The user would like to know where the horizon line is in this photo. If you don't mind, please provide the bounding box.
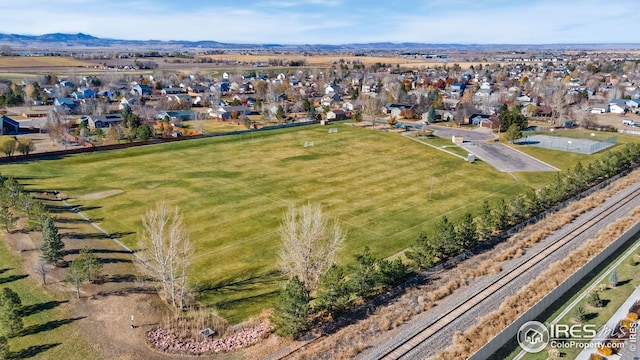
[3,32,640,48]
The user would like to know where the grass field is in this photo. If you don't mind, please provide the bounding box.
[182,119,247,134]
[0,241,97,360]
[0,56,95,69]
[1,124,546,322]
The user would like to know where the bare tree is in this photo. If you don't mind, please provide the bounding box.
[34,260,50,285]
[46,110,70,144]
[0,45,12,56]
[137,201,193,310]
[278,203,345,292]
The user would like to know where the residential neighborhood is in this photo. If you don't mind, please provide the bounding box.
[1,3,640,359]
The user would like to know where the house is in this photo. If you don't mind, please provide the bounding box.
[210,106,252,120]
[96,90,115,101]
[469,113,491,126]
[450,82,466,96]
[436,110,454,122]
[478,115,500,129]
[626,99,640,108]
[71,88,95,100]
[534,106,553,117]
[326,109,347,120]
[130,83,152,97]
[609,102,628,114]
[119,97,139,110]
[86,114,124,129]
[161,87,184,95]
[321,93,341,107]
[53,98,77,113]
[383,103,413,115]
[157,110,197,125]
[169,94,193,104]
[0,115,20,135]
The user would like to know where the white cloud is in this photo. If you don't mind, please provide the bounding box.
[0,0,638,44]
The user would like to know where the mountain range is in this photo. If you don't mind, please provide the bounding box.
[2,32,640,52]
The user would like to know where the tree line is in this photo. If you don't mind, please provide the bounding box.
[0,173,103,357]
[271,142,640,338]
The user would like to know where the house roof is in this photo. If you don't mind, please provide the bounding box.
[55,97,75,106]
[1,115,20,128]
[87,114,123,124]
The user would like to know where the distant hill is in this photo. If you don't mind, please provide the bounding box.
[1,32,640,52]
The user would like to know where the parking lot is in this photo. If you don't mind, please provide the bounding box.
[424,125,558,172]
[461,141,558,172]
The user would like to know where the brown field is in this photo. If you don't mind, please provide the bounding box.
[0,56,96,69]
[198,54,526,69]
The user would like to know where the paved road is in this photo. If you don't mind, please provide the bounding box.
[358,182,640,360]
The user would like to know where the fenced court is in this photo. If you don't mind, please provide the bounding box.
[518,134,617,154]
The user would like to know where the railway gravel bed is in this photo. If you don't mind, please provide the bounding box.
[359,182,640,360]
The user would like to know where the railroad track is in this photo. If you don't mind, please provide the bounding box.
[377,187,640,360]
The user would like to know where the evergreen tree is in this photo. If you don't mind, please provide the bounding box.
[348,246,378,298]
[0,288,22,337]
[434,216,458,258]
[0,195,16,233]
[40,217,65,266]
[0,289,20,309]
[587,291,604,308]
[525,189,543,217]
[426,105,437,123]
[503,123,523,142]
[315,264,350,317]
[492,198,511,231]
[574,305,587,323]
[455,212,478,250]
[609,269,618,287]
[376,259,409,287]
[67,247,103,298]
[272,277,311,338]
[2,178,22,206]
[26,200,48,231]
[509,196,527,224]
[405,233,435,270]
[476,200,494,240]
[276,105,285,122]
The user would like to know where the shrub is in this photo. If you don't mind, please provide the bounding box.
[627,312,639,321]
[587,291,604,308]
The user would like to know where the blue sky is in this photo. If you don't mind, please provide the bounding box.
[2,0,636,44]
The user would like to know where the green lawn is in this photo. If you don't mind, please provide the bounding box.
[0,124,549,323]
[0,242,97,360]
[504,234,640,360]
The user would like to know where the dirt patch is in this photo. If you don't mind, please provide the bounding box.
[0,195,173,360]
[76,189,124,201]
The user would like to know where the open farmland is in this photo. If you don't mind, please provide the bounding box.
[0,56,95,68]
[0,124,533,322]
